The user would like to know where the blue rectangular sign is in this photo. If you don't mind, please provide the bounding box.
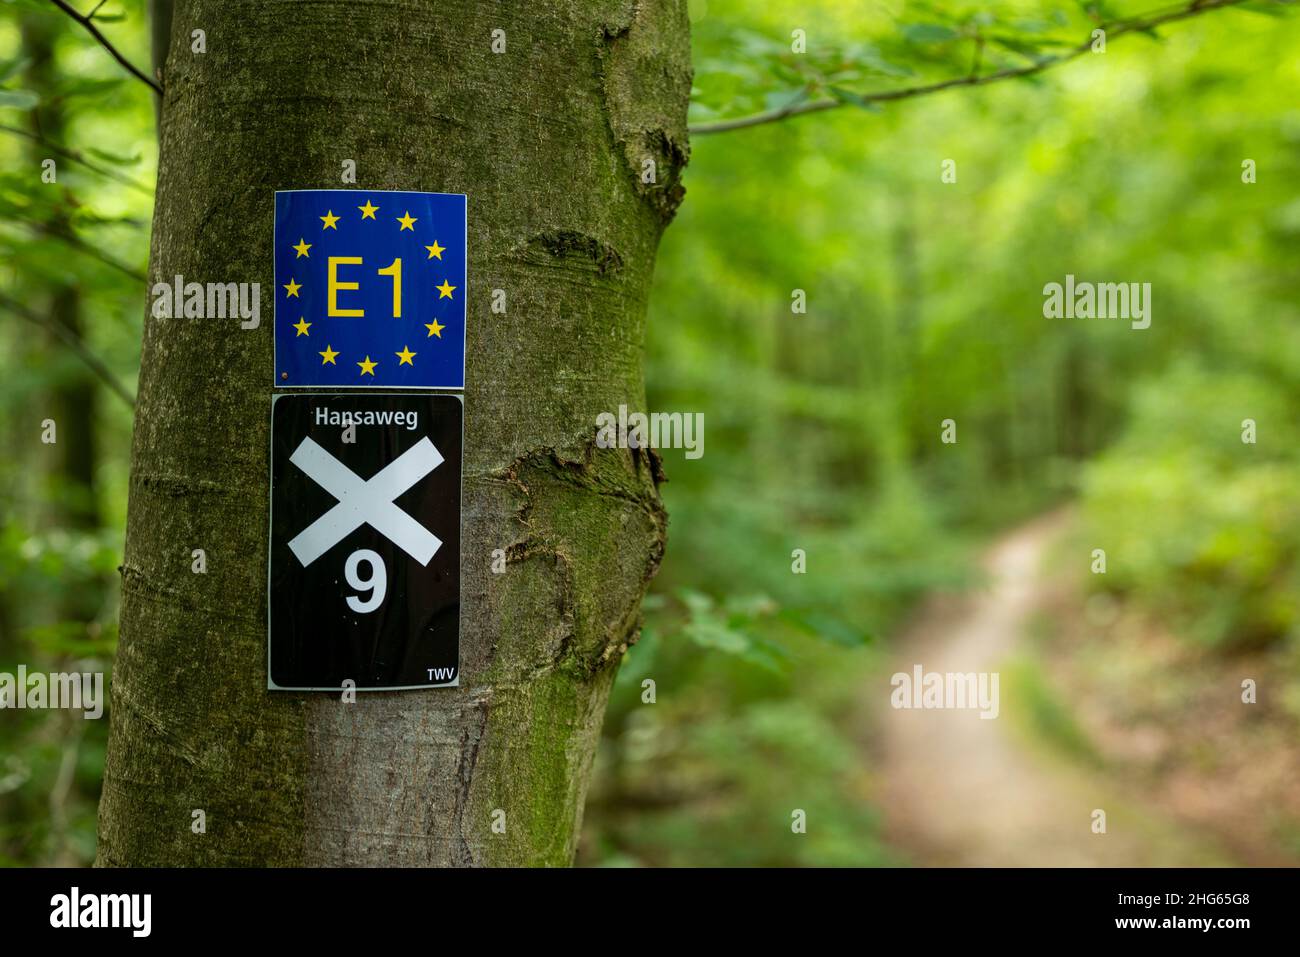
[274,189,466,389]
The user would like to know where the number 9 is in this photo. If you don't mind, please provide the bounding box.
[344,549,387,613]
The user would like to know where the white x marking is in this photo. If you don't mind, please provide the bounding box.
[288,436,443,567]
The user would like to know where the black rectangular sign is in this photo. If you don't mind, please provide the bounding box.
[268,392,461,690]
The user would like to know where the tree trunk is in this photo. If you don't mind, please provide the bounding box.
[97,0,689,867]
[23,13,103,620]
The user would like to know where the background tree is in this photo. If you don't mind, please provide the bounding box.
[0,1,141,866]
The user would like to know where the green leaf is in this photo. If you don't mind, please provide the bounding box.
[762,87,808,113]
[840,42,914,78]
[0,57,31,85]
[86,146,142,166]
[828,87,882,112]
[1073,0,1117,17]
[675,587,715,616]
[900,23,959,43]
[641,592,667,612]
[722,593,777,619]
[1239,1,1290,16]
[990,34,1049,61]
[683,616,750,654]
[779,608,873,648]
[54,75,126,100]
[0,89,39,109]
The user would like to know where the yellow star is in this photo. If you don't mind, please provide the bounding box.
[283,278,302,298]
[424,241,445,260]
[396,210,417,231]
[320,210,340,230]
[424,319,444,338]
[358,199,379,220]
[357,355,377,376]
[396,345,417,366]
[292,238,312,258]
[293,317,311,336]
[319,344,339,365]
[436,280,456,299]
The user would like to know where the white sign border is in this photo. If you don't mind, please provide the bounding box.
[271,189,469,392]
[266,390,464,692]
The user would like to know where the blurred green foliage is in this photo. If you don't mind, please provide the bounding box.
[1003,656,1104,766]
[1083,364,1300,648]
[1,0,1297,866]
[0,0,151,865]
[583,0,1300,864]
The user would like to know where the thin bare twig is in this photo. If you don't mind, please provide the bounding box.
[690,0,1251,135]
[20,221,148,283]
[0,124,152,195]
[47,0,163,96]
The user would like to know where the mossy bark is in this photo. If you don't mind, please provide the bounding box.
[97,0,690,866]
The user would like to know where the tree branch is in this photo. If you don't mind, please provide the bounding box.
[0,291,136,409]
[0,124,153,195]
[47,0,163,97]
[690,0,1251,135]
[21,221,148,283]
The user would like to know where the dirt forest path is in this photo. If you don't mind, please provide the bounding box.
[876,510,1233,867]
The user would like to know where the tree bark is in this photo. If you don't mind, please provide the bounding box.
[97,0,690,866]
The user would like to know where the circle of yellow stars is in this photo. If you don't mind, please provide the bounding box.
[280,198,458,376]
